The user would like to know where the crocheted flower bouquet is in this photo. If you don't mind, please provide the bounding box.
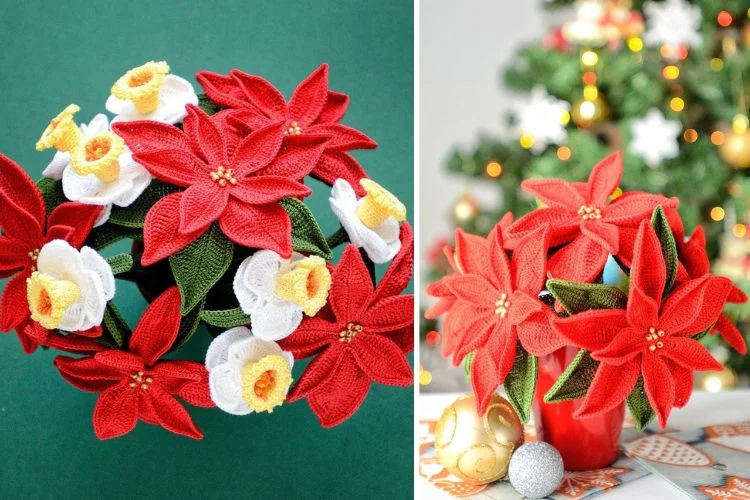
[1,61,413,439]
[427,152,746,431]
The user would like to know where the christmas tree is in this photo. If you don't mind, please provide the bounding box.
[423,0,750,386]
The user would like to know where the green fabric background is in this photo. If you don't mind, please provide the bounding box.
[0,1,414,499]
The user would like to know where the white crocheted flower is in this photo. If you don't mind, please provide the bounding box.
[233,250,331,341]
[205,327,294,416]
[106,61,198,124]
[42,114,152,225]
[329,178,405,263]
[26,239,115,331]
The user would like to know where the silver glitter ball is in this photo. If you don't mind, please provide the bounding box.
[508,441,564,498]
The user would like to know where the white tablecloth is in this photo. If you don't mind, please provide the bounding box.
[418,390,750,499]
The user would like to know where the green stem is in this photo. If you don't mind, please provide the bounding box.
[326,226,350,249]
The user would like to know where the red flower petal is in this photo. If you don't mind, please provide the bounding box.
[445,274,496,307]
[489,225,512,292]
[54,356,123,392]
[454,228,490,275]
[142,192,205,265]
[94,350,145,373]
[625,287,658,331]
[508,290,543,326]
[131,149,206,188]
[507,207,580,248]
[516,310,566,356]
[352,333,413,386]
[664,336,722,371]
[44,224,74,242]
[306,349,371,427]
[592,326,645,365]
[309,123,377,151]
[112,120,190,153]
[0,153,46,224]
[230,69,288,119]
[714,314,747,354]
[287,343,343,402]
[315,90,349,124]
[0,273,29,332]
[129,286,183,366]
[231,176,311,205]
[261,135,329,178]
[179,183,228,234]
[0,189,43,246]
[311,151,368,195]
[667,359,692,408]
[93,382,139,440]
[195,70,251,109]
[232,122,285,176]
[454,319,503,365]
[289,63,329,127]
[604,192,678,226]
[370,223,414,303]
[144,385,203,439]
[575,360,639,418]
[440,302,495,363]
[183,104,228,165]
[587,151,622,206]
[46,202,102,249]
[471,330,517,415]
[629,221,666,303]
[678,226,709,277]
[0,237,29,274]
[360,294,413,333]
[328,245,374,322]
[548,235,608,283]
[642,353,675,428]
[279,317,336,358]
[553,309,629,351]
[520,178,584,208]
[511,225,549,295]
[669,276,732,336]
[15,330,38,354]
[580,220,618,254]
[218,201,292,256]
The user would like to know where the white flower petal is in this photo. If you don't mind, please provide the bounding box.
[43,151,71,180]
[80,246,115,301]
[105,95,134,116]
[250,299,303,341]
[77,269,106,329]
[37,240,86,282]
[233,250,285,314]
[108,74,197,125]
[62,166,102,202]
[82,114,110,137]
[94,204,112,227]
[205,327,252,370]
[227,336,283,367]
[208,363,252,415]
[58,303,86,332]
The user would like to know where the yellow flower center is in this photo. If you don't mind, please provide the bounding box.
[240,355,292,413]
[274,256,332,316]
[36,104,82,152]
[128,371,154,390]
[645,326,666,352]
[339,322,363,343]
[111,61,170,114]
[494,293,511,318]
[70,132,124,182]
[356,178,407,228]
[26,272,80,329]
[578,205,602,220]
[209,165,238,187]
[283,121,302,136]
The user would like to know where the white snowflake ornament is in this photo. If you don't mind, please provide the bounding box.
[513,86,570,154]
[643,0,702,49]
[629,108,681,168]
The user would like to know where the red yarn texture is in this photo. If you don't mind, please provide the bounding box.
[54,286,214,440]
[506,151,678,283]
[553,221,732,428]
[113,105,328,264]
[426,218,563,415]
[0,153,102,354]
[279,224,414,427]
[196,63,376,196]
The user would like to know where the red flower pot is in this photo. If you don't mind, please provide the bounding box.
[532,346,624,470]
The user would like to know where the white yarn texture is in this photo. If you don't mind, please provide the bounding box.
[106,74,198,124]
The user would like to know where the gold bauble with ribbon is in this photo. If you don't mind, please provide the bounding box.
[571,96,610,129]
[719,130,750,169]
[434,393,524,485]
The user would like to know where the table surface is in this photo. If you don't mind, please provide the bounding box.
[419,391,750,500]
[0,2,413,499]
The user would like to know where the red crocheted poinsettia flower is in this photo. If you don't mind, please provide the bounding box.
[426,221,564,415]
[54,286,214,440]
[196,63,376,195]
[554,220,733,427]
[113,105,328,265]
[279,224,414,427]
[0,153,103,354]
[506,151,678,283]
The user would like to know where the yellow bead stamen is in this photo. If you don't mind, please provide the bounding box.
[26,272,80,329]
[645,326,666,352]
[578,205,602,220]
[209,165,238,187]
[356,179,407,229]
[70,132,124,182]
[111,61,170,114]
[284,121,302,136]
[36,104,82,152]
[339,322,363,343]
[128,371,154,390]
[274,256,332,316]
[494,293,511,318]
[240,354,292,413]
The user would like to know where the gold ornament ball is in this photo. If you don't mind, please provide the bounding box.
[453,194,479,223]
[571,97,609,129]
[700,366,738,393]
[434,393,524,485]
[718,130,750,169]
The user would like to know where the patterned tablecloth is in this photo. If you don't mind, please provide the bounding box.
[418,390,750,499]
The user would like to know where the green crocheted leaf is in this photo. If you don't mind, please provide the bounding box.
[463,351,476,381]
[109,181,181,229]
[200,307,252,328]
[101,302,131,348]
[86,225,142,251]
[106,253,134,275]
[170,223,233,314]
[627,377,656,431]
[279,198,332,260]
[651,205,678,294]
[503,343,537,423]
[546,279,628,315]
[36,177,66,217]
[173,297,205,350]
[543,349,600,403]
[198,94,223,116]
